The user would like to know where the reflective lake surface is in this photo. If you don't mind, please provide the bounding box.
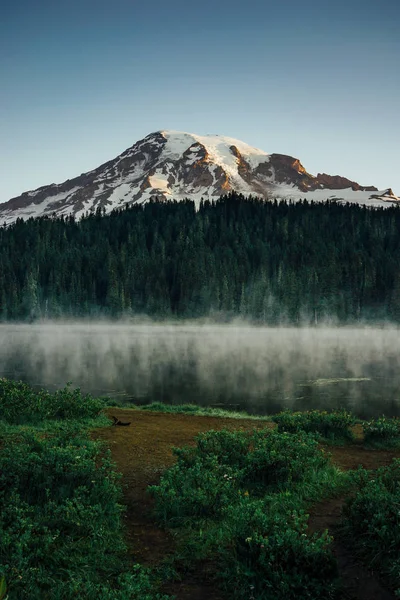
[1,323,400,418]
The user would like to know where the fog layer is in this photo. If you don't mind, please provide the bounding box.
[1,323,399,418]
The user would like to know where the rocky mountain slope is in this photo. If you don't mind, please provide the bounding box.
[1,130,398,224]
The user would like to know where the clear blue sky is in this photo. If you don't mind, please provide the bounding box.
[1,0,399,203]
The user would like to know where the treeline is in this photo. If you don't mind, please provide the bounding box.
[1,193,400,323]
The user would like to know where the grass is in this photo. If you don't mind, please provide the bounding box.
[109,400,272,420]
[0,379,168,600]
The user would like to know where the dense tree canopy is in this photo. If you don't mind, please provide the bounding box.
[1,194,400,324]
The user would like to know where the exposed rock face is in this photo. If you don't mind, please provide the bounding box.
[267,154,314,189]
[312,173,378,192]
[0,130,398,225]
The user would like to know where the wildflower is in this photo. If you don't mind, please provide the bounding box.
[244,491,249,496]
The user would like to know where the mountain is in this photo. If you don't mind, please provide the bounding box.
[1,130,399,224]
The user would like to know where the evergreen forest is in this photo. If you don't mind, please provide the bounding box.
[1,194,400,324]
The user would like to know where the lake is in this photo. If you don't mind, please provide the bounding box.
[1,323,400,418]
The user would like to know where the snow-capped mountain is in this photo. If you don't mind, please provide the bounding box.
[1,130,399,225]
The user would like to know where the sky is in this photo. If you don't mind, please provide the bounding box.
[1,0,399,203]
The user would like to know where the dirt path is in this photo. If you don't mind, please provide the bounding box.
[308,443,400,600]
[92,410,400,600]
[92,409,270,599]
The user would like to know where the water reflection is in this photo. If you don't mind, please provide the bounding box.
[0,323,399,418]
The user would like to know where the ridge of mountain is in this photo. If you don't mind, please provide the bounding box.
[1,130,398,224]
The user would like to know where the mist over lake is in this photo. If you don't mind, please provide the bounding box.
[1,323,400,419]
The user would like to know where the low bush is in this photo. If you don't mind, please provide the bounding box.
[150,427,346,599]
[218,499,338,599]
[362,416,400,447]
[150,429,330,522]
[0,426,169,599]
[0,380,167,600]
[272,409,356,441]
[0,378,106,424]
[342,460,400,596]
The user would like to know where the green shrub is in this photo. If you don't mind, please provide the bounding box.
[149,453,240,521]
[150,429,330,523]
[192,428,252,468]
[362,416,400,447]
[241,430,328,493]
[342,460,400,596]
[0,413,167,599]
[150,425,347,598]
[272,410,356,441]
[0,378,106,424]
[0,428,119,506]
[0,430,122,597]
[218,498,339,599]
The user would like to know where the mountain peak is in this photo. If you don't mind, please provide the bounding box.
[0,131,398,225]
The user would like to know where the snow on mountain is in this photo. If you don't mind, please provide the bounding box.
[0,130,398,225]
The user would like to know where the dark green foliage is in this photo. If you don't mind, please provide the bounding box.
[218,500,338,599]
[272,409,356,441]
[150,428,345,599]
[0,427,167,599]
[362,416,400,447]
[1,196,400,323]
[0,378,106,424]
[342,461,400,595]
[150,428,331,520]
[0,381,168,600]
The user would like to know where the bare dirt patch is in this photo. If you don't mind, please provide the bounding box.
[309,429,400,600]
[92,409,270,599]
[308,493,397,600]
[91,409,400,600]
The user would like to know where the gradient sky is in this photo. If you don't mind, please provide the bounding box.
[1,0,399,203]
